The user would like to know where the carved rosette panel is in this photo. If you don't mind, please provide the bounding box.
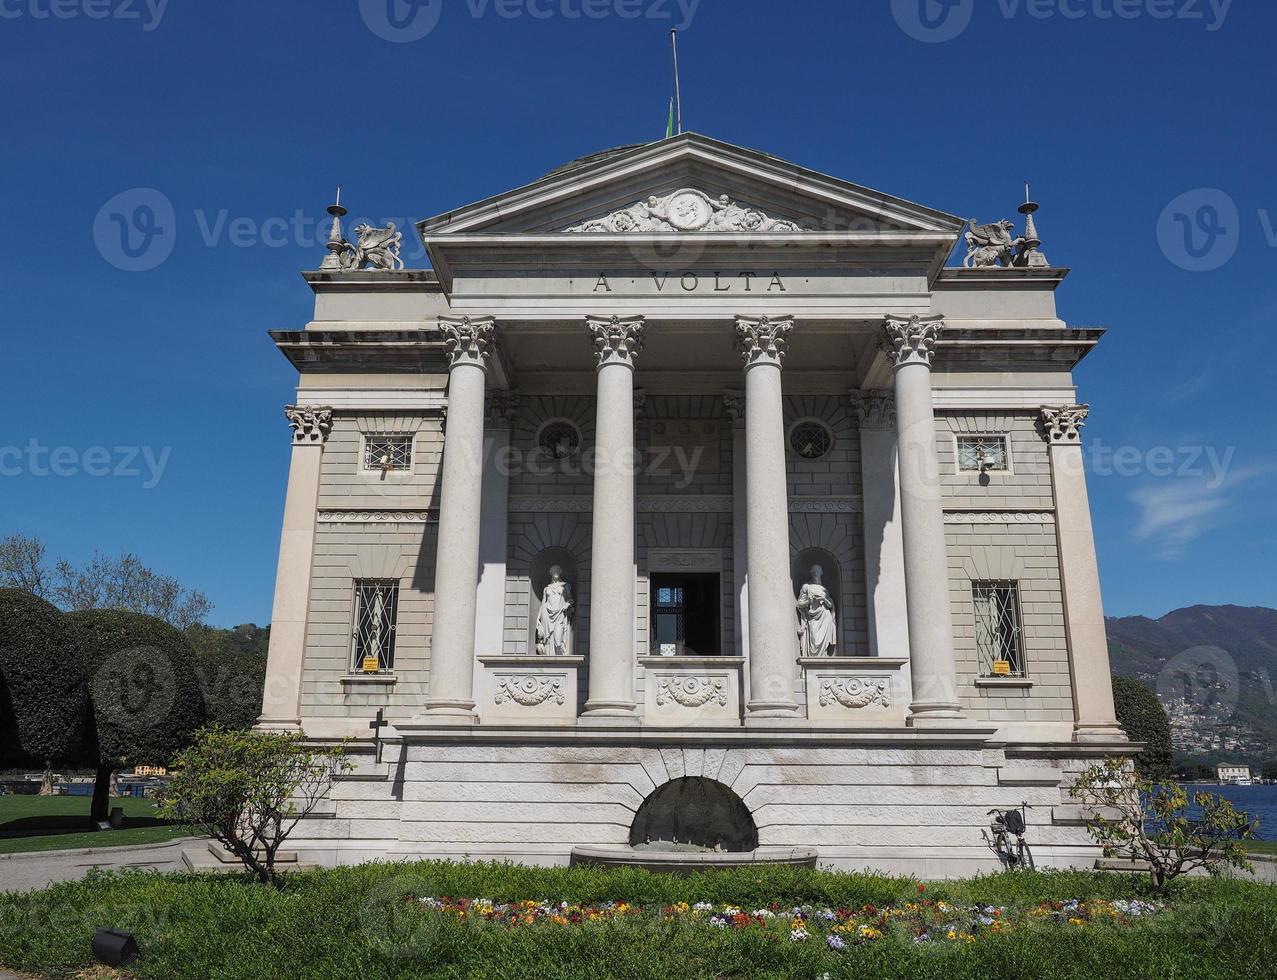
[440,315,496,371]
[285,405,333,444]
[1040,404,1090,444]
[655,676,727,708]
[818,677,891,710]
[848,391,896,430]
[494,676,565,707]
[564,189,806,234]
[883,314,946,370]
[587,315,645,369]
[735,316,794,369]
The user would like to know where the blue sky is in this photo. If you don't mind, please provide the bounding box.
[1,0,1273,626]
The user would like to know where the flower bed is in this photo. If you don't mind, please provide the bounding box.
[415,889,1166,950]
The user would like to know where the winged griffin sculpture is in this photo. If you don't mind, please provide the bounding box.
[339,223,405,271]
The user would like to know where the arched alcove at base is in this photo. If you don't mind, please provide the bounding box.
[629,777,759,852]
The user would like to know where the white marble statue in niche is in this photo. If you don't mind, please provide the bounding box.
[535,565,574,656]
[796,564,837,657]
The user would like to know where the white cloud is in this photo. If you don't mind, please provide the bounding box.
[1130,463,1274,560]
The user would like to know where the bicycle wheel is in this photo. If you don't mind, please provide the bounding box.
[1017,840,1035,870]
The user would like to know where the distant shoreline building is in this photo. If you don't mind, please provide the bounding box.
[1217,764,1252,785]
[255,134,1127,875]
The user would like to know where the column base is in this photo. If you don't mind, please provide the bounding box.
[1074,723,1129,743]
[906,703,967,728]
[745,701,803,727]
[419,700,478,726]
[580,701,639,726]
[255,719,302,733]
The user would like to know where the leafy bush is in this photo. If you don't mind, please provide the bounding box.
[0,588,86,767]
[159,728,349,886]
[1071,758,1256,890]
[1111,676,1172,779]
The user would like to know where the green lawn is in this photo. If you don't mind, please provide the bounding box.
[0,795,188,855]
[1246,840,1277,856]
[0,862,1273,979]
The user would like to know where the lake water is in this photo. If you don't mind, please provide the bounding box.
[1184,784,1277,840]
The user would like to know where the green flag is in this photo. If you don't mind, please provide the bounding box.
[665,98,675,139]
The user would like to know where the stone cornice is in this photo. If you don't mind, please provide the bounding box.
[439,315,497,371]
[884,314,945,370]
[317,510,436,524]
[1040,404,1090,444]
[285,405,333,444]
[587,314,645,369]
[735,315,794,369]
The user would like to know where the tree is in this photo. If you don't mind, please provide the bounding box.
[0,589,87,770]
[1112,675,1172,780]
[65,609,207,822]
[0,535,49,598]
[159,728,349,886]
[1071,758,1256,891]
[187,625,270,730]
[54,552,212,630]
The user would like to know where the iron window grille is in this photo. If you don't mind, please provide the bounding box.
[351,580,399,672]
[789,420,834,460]
[652,585,686,656]
[973,581,1025,677]
[957,434,1010,473]
[363,434,413,473]
[537,420,581,460]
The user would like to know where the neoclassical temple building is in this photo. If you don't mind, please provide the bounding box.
[256,134,1128,875]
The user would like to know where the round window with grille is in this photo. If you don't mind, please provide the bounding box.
[537,420,581,460]
[789,420,833,460]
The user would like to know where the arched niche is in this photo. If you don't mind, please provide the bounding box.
[629,777,759,852]
[527,547,578,656]
[792,547,841,656]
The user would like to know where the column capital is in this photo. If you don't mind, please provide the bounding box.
[735,315,794,369]
[587,314,645,369]
[883,314,945,370]
[1040,404,1090,444]
[440,315,497,371]
[485,391,519,430]
[284,405,333,444]
[722,393,745,426]
[848,390,896,430]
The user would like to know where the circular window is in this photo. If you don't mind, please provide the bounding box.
[789,420,834,460]
[537,420,581,460]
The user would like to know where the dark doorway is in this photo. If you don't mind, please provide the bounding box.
[650,573,720,656]
[629,777,759,852]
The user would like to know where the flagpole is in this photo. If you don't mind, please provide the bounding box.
[671,29,683,134]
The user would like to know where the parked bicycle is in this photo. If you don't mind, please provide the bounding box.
[984,802,1034,870]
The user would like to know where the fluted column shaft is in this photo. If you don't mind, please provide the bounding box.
[736,316,802,722]
[422,316,495,722]
[885,315,964,724]
[1041,405,1125,742]
[258,406,332,730]
[583,315,644,718]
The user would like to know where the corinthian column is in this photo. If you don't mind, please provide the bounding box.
[421,315,495,723]
[583,315,644,720]
[1041,405,1125,742]
[885,315,964,725]
[259,406,332,731]
[736,316,802,723]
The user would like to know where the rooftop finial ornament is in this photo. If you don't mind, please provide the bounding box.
[962,186,1051,269]
[318,187,405,272]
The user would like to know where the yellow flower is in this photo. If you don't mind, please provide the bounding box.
[1068,917,1085,927]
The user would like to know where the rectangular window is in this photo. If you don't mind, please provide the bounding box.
[363,434,413,473]
[351,580,399,672]
[956,434,1010,473]
[973,581,1025,677]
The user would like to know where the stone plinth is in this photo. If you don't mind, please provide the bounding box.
[800,658,908,727]
[639,656,743,727]
[477,656,584,725]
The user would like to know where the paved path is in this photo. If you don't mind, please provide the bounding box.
[0,838,199,893]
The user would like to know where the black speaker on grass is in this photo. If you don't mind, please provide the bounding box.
[92,926,140,967]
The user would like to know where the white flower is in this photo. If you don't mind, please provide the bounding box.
[789,928,810,942]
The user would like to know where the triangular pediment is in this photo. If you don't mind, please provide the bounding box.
[418,133,964,239]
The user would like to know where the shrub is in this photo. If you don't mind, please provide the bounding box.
[1071,758,1256,890]
[65,609,207,820]
[1111,676,1172,780]
[0,588,86,767]
[158,727,350,886]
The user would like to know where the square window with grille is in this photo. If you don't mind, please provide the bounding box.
[363,434,413,473]
[956,434,1010,473]
[351,580,399,672]
[973,581,1025,677]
